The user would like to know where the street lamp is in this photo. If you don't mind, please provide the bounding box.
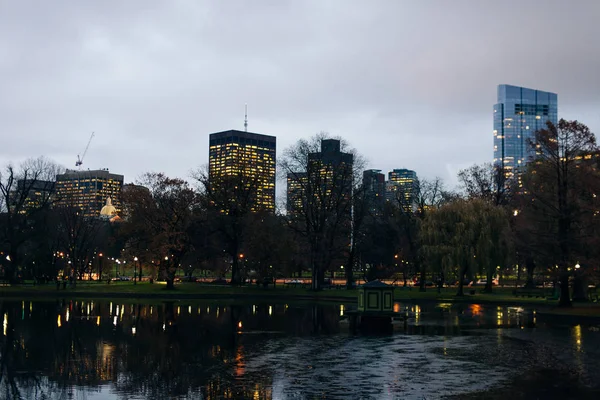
[134,257,139,285]
[575,263,581,270]
[98,253,103,281]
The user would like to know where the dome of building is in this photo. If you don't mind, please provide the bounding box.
[100,197,117,217]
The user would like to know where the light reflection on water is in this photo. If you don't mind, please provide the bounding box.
[0,300,599,399]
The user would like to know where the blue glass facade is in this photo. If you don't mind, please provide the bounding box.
[493,84,557,180]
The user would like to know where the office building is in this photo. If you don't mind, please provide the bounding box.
[13,179,55,214]
[493,84,558,180]
[209,130,276,212]
[386,169,418,212]
[55,169,124,218]
[362,169,385,216]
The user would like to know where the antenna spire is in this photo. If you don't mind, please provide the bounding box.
[244,104,248,132]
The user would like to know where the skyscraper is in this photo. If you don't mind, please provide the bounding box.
[493,84,558,180]
[386,169,418,212]
[362,169,385,216]
[55,169,124,218]
[208,130,276,212]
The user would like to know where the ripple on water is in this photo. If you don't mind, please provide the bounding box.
[235,334,514,399]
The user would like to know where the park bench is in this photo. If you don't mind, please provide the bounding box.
[514,288,550,298]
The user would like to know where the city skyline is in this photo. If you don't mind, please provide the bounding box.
[1,1,599,189]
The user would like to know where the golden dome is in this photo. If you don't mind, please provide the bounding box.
[100,197,117,217]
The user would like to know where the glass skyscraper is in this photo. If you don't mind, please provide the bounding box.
[493,84,557,181]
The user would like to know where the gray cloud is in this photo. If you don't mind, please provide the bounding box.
[1,0,599,190]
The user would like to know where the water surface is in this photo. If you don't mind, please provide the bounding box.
[1,300,599,399]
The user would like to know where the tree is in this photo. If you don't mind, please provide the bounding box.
[280,133,364,290]
[0,157,63,282]
[421,198,512,296]
[123,173,201,290]
[457,162,511,206]
[194,160,266,285]
[243,213,293,284]
[391,177,448,292]
[53,202,105,281]
[519,119,600,307]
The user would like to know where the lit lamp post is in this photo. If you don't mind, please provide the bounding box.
[133,257,138,285]
[98,253,103,281]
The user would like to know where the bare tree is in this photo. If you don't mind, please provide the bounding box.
[457,162,511,206]
[193,161,266,285]
[390,177,448,291]
[280,133,365,290]
[0,156,63,282]
[123,173,201,289]
[520,119,599,307]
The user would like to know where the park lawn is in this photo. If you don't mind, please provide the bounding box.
[0,281,359,299]
[392,286,558,306]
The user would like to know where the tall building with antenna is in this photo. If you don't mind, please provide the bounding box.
[208,111,276,211]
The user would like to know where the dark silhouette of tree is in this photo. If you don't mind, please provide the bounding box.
[421,198,511,296]
[194,160,267,285]
[390,177,448,292]
[519,119,600,307]
[122,173,201,290]
[0,157,63,282]
[458,162,511,206]
[280,133,364,290]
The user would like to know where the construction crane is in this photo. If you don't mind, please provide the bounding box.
[76,132,95,168]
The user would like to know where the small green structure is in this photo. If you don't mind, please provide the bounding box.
[358,280,394,312]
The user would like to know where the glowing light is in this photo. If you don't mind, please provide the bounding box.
[66,309,70,322]
[132,327,137,335]
[238,321,243,329]
[252,305,256,315]
[177,306,181,316]
[339,304,345,317]
[162,323,166,331]
[110,302,113,314]
[96,316,100,326]
[3,313,8,335]
[57,315,61,328]
[269,306,272,316]
[188,306,192,314]
[113,316,117,326]
[574,325,582,352]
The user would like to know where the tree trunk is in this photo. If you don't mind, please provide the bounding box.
[419,263,426,292]
[572,273,587,302]
[230,255,242,285]
[483,267,493,293]
[456,265,466,297]
[558,272,571,307]
[345,251,355,289]
[166,278,175,290]
[524,258,536,289]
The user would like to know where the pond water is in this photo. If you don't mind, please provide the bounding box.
[1,299,599,399]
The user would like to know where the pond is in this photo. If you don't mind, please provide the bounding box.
[1,299,599,399]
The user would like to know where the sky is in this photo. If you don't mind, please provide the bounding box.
[1,0,599,191]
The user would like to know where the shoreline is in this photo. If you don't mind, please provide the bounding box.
[2,285,599,321]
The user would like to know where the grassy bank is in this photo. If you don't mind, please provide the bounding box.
[2,282,599,316]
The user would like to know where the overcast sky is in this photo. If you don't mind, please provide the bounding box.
[1,0,599,190]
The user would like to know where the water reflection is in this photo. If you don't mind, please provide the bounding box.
[0,300,598,399]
